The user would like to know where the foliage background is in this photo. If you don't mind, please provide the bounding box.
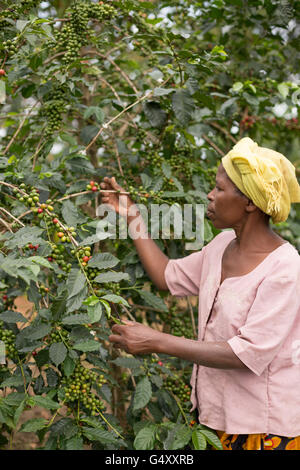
[0,0,299,450]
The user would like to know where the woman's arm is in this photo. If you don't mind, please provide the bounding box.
[109,320,247,370]
[100,177,169,291]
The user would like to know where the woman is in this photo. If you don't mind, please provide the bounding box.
[100,137,300,450]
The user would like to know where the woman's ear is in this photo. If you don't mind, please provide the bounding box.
[245,198,257,214]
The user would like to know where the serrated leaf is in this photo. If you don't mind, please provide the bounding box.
[133,376,152,411]
[49,342,67,367]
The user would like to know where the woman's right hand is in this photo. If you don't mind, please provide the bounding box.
[99,176,134,218]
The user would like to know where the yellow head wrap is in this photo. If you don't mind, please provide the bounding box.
[222,137,300,223]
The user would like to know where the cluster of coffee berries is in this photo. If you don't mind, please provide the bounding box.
[0,321,18,360]
[86,180,99,193]
[165,373,191,404]
[240,115,256,129]
[144,150,164,169]
[39,284,50,296]
[285,117,299,130]
[1,38,19,57]
[55,225,77,244]
[72,246,92,267]
[0,293,15,310]
[160,306,195,340]
[43,86,68,137]
[63,362,106,416]
[105,282,121,296]
[53,1,116,65]
[14,184,55,219]
[47,327,69,346]
[50,244,72,276]
[24,243,39,252]
[170,316,194,339]
[127,185,163,204]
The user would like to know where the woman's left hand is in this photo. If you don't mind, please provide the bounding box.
[108,320,162,355]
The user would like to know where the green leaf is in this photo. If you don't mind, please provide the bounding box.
[0,310,27,323]
[3,226,44,249]
[63,354,76,377]
[134,423,157,450]
[172,89,194,125]
[82,426,119,444]
[61,199,87,228]
[49,342,67,367]
[100,294,129,307]
[73,340,100,352]
[232,81,243,92]
[138,290,168,312]
[0,376,27,388]
[66,268,86,299]
[200,428,223,450]
[112,357,142,369]
[86,303,102,323]
[133,376,152,411]
[27,256,53,269]
[88,252,119,269]
[143,101,167,128]
[278,82,289,99]
[153,87,174,96]
[192,430,207,450]
[61,313,91,325]
[83,106,105,123]
[27,395,60,410]
[20,418,48,432]
[164,424,192,450]
[65,435,84,450]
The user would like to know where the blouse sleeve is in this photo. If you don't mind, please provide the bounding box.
[164,246,207,297]
[227,258,300,376]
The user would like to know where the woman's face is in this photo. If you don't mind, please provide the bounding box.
[206,163,249,229]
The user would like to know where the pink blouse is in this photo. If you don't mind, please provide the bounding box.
[164,230,300,437]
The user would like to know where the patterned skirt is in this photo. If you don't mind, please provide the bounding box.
[216,431,300,450]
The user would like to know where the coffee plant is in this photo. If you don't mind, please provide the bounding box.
[0,0,299,451]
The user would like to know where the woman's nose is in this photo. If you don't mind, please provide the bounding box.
[207,189,214,201]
